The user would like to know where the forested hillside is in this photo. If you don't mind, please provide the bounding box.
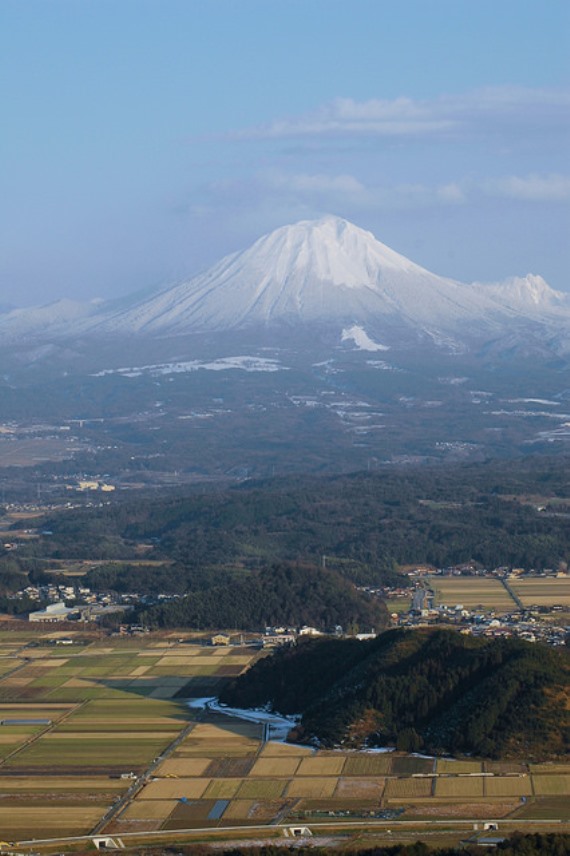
[221,628,569,760]
[4,456,568,601]
[137,562,387,632]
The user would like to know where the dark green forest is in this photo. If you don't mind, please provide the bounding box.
[137,562,387,631]
[3,456,569,598]
[221,628,569,760]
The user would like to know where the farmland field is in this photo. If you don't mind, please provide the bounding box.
[0,624,567,844]
[509,576,570,608]
[427,576,515,612]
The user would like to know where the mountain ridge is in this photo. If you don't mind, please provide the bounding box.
[1,216,568,354]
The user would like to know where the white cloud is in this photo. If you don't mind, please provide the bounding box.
[234,86,570,142]
[486,173,570,202]
[266,171,365,195]
[437,183,466,204]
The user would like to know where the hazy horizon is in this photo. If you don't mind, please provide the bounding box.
[1,0,569,309]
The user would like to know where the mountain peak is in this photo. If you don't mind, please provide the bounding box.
[0,218,567,355]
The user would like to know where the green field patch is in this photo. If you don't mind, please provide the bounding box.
[385,598,411,614]
[5,736,170,767]
[391,756,435,776]
[203,778,243,799]
[514,796,570,820]
[236,778,287,799]
[29,674,73,688]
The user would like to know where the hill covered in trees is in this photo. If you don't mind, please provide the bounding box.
[137,562,387,632]
[220,628,569,760]
[4,455,569,603]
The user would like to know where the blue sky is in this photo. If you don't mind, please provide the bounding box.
[1,0,569,307]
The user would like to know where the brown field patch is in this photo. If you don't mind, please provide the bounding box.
[406,801,518,819]
[0,806,103,834]
[436,760,483,774]
[286,777,338,798]
[297,756,345,776]
[215,665,245,676]
[141,777,211,799]
[532,775,570,795]
[222,799,255,819]
[484,776,532,797]
[530,763,570,774]
[247,799,290,822]
[334,777,385,799]
[484,761,528,774]
[162,799,217,827]
[0,677,36,687]
[122,799,178,820]
[155,757,212,776]
[0,703,73,715]
[428,576,515,612]
[44,731,178,740]
[384,778,433,799]
[435,777,485,798]
[260,741,313,757]
[249,757,301,777]
[0,775,128,791]
[509,577,570,607]
[343,754,393,776]
[205,757,254,777]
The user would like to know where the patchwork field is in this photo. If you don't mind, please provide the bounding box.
[0,625,567,844]
[428,576,515,612]
[509,576,570,608]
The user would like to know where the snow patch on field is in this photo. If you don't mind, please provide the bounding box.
[188,697,300,742]
[93,356,285,377]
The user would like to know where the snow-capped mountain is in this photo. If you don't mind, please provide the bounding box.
[1,216,568,353]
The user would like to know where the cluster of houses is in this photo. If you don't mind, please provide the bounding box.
[373,566,568,647]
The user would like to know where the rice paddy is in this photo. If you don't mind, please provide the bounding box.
[428,576,516,612]
[0,625,567,843]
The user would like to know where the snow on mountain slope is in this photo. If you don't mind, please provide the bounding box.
[478,274,570,316]
[0,298,102,339]
[0,217,567,353]
[88,216,525,335]
[342,325,390,351]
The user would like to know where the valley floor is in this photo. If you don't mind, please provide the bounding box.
[0,625,566,851]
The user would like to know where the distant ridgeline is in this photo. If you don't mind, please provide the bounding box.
[25,454,570,598]
[220,628,569,760]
